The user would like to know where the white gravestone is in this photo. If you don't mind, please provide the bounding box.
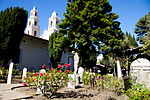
[22,68,27,79]
[117,60,122,80]
[37,69,46,94]
[78,67,84,82]
[68,74,76,89]
[7,62,14,84]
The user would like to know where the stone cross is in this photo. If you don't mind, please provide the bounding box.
[22,68,27,79]
[72,51,79,74]
[117,60,122,80]
[7,62,14,84]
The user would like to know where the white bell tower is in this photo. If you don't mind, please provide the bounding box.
[26,7,40,37]
[41,11,60,40]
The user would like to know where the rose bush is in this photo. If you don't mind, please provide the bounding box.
[23,63,72,99]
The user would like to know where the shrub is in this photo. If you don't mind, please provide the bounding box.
[23,63,72,99]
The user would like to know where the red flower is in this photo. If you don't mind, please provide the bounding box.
[63,65,65,68]
[42,64,45,69]
[37,80,39,82]
[35,72,38,76]
[58,70,61,73]
[51,67,53,70]
[68,80,70,82]
[67,64,71,68]
[66,70,70,74]
[40,73,43,76]
[64,63,68,66]
[58,65,61,68]
[17,69,19,71]
[48,77,50,79]
[34,78,36,80]
[23,83,28,87]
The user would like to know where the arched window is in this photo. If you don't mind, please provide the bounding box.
[34,31,37,36]
[35,12,37,16]
[28,31,29,34]
[34,21,37,26]
[51,21,52,27]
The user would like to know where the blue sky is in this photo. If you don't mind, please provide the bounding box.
[0,0,150,37]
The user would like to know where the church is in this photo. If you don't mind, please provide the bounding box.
[16,7,74,71]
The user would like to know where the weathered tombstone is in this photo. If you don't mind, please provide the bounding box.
[117,60,122,80]
[78,67,84,83]
[22,68,27,79]
[7,62,14,84]
[40,69,46,74]
[36,69,46,94]
[68,74,76,89]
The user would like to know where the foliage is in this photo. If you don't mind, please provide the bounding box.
[23,63,72,99]
[82,72,123,93]
[142,32,150,55]
[48,32,71,68]
[59,0,123,68]
[0,7,28,67]
[134,12,150,44]
[0,66,19,79]
[123,83,150,100]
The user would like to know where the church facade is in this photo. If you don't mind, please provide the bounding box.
[16,7,73,71]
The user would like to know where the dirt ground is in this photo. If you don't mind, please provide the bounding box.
[13,86,128,100]
[0,77,128,100]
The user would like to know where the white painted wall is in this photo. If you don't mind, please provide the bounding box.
[16,35,50,71]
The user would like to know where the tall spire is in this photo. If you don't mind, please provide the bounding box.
[41,11,60,40]
[25,6,40,37]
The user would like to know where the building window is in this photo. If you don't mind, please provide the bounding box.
[34,21,37,26]
[29,21,31,26]
[34,31,37,36]
[35,12,37,16]
[28,31,29,34]
[51,21,52,27]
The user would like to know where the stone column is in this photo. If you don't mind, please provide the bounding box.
[117,60,122,80]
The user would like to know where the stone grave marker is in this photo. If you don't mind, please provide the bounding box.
[36,69,46,94]
[7,62,14,84]
[22,68,27,79]
[68,74,76,89]
[117,60,122,80]
[78,67,84,83]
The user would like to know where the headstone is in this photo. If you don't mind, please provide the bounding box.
[22,68,27,79]
[7,62,14,84]
[37,69,46,94]
[72,51,79,74]
[68,74,76,89]
[78,67,84,82]
[40,69,46,74]
[117,60,122,80]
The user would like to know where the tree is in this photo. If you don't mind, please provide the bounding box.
[0,7,28,67]
[135,12,150,54]
[59,0,123,68]
[134,12,150,44]
[49,32,70,67]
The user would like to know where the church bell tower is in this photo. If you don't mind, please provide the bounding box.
[26,7,40,37]
[41,11,60,40]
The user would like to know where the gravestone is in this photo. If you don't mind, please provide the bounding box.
[68,74,76,89]
[22,68,27,79]
[117,60,122,80]
[78,67,84,83]
[37,69,46,94]
[131,58,150,89]
[7,62,14,84]
[40,69,46,74]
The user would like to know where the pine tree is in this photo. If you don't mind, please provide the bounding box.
[0,7,28,67]
[59,0,123,68]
